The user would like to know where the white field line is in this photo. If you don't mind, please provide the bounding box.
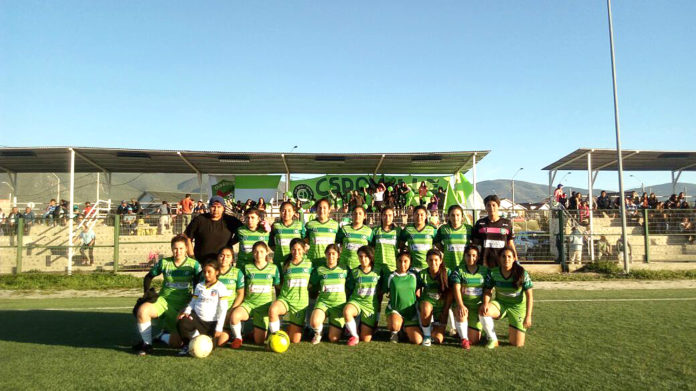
[5,297,696,311]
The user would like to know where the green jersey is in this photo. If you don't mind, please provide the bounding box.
[336,224,374,269]
[242,262,280,307]
[383,270,419,312]
[149,256,201,303]
[304,219,339,266]
[217,266,244,309]
[399,224,437,270]
[372,225,401,272]
[309,264,348,306]
[418,268,451,303]
[236,226,270,266]
[278,257,313,309]
[434,223,472,270]
[346,267,381,310]
[269,220,305,264]
[450,265,488,307]
[484,267,533,306]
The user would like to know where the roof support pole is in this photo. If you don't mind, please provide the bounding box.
[3,169,17,206]
[607,0,629,273]
[281,154,290,193]
[68,148,75,276]
[671,170,682,194]
[177,152,204,201]
[549,169,557,204]
[197,173,203,201]
[104,172,112,201]
[592,170,599,186]
[587,153,595,261]
[373,154,386,179]
[472,153,477,209]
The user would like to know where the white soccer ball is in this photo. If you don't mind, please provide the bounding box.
[189,335,214,358]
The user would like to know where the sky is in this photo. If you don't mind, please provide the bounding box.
[1,1,694,191]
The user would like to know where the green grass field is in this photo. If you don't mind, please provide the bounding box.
[1,289,695,391]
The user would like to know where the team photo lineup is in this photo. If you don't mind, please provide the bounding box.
[132,191,533,357]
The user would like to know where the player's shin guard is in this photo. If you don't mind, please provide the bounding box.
[345,319,358,338]
[137,321,152,345]
[269,320,280,334]
[479,315,497,341]
[448,309,456,332]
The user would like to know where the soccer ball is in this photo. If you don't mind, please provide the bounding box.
[189,335,214,358]
[268,331,290,353]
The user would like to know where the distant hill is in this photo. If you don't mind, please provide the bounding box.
[5,173,694,207]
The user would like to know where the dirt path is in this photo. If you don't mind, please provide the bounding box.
[1,280,695,299]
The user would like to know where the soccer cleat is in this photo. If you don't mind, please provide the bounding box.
[311,334,322,345]
[485,339,499,350]
[461,338,471,350]
[347,336,359,346]
[422,337,432,347]
[230,338,243,349]
[136,343,153,356]
[389,332,399,343]
[177,345,189,356]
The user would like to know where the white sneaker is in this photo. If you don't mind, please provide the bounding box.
[422,336,432,347]
[389,332,399,343]
[177,346,189,356]
[311,334,322,345]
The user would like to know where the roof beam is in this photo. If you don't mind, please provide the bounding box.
[0,165,13,176]
[454,154,475,175]
[373,154,386,176]
[177,152,200,175]
[73,149,109,173]
[676,161,696,172]
[281,154,290,174]
[553,149,594,170]
[593,151,640,171]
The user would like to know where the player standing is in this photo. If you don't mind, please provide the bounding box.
[399,205,437,271]
[471,195,516,268]
[336,206,373,270]
[236,209,270,267]
[372,206,401,274]
[269,201,305,270]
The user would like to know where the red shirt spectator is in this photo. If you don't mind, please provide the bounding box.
[180,194,194,214]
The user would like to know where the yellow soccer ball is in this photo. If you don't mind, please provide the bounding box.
[268,331,290,353]
[189,335,214,358]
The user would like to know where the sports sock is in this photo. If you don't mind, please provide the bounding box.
[422,323,432,338]
[191,330,200,339]
[455,320,468,340]
[447,309,456,332]
[345,319,358,338]
[269,320,280,334]
[137,322,152,345]
[480,315,497,341]
[160,332,170,345]
[231,323,242,339]
[313,324,323,336]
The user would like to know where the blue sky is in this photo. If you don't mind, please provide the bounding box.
[1,1,694,191]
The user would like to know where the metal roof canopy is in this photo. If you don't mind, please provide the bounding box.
[0,147,488,175]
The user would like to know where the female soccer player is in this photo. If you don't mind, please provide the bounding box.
[267,238,313,343]
[229,241,281,347]
[479,246,534,348]
[236,209,270,267]
[215,247,245,347]
[471,195,517,268]
[344,246,381,346]
[309,244,348,344]
[133,234,201,356]
[304,198,339,268]
[336,206,373,270]
[399,205,436,271]
[372,206,401,273]
[269,201,306,269]
[418,249,451,346]
[177,259,229,355]
[434,205,472,271]
[384,251,423,345]
[450,245,485,349]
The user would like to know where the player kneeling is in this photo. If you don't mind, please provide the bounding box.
[213,247,245,347]
[133,234,201,356]
[309,244,348,344]
[267,238,313,343]
[344,246,382,346]
[385,251,423,344]
[479,246,534,348]
[418,249,452,346]
[229,242,280,347]
[176,260,229,356]
[450,246,486,349]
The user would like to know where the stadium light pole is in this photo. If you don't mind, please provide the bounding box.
[559,171,572,184]
[607,0,630,273]
[1,181,14,204]
[511,168,524,207]
[50,173,60,201]
[629,174,644,193]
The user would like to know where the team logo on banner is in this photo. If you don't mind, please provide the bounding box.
[293,184,314,201]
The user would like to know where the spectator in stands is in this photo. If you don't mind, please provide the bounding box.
[0,207,5,236]
[678,192,689,209]
[157,201,171,235]
[117,200,136,235]
[179,194,194,231]
[569,226,584,265]
[7,207,20,235]
[193,200,206,215]
[418,182,428,205]
[597,191,611,210]
[578,201,590,225]
[639,193,649,209]
[43,199,58,225]
[630,191,639,205]
[129,199,143,215]
[117,200,129,215]
[554,184,566,208]
[373,183,385,211]
[184,195,243,265]
[22,206,35,235]
[616,237,632,263]
[648,193,659,209]
[436,186,446,210]
[83,202,93,218]
[77,224,96,265]
[665,194,678,209]
[626,197,638,219]
[597,235,611,260]
[680,217,694,243]
[257,197,267,212]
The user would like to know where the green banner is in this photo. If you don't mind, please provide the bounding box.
[290,175,449,201]
[211,179,235,197]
